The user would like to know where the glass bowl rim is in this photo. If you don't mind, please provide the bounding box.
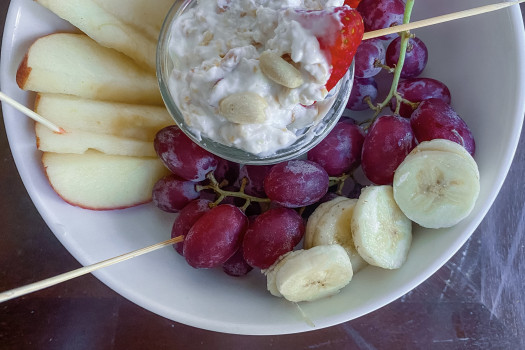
[156,0,354,165]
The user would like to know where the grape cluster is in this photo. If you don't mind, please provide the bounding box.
[152,119,370,276]
[348,0,475,184]
[150,0,477,280]
[152,126,331,277]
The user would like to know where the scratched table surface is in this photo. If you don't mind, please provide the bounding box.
[1,2,525,349]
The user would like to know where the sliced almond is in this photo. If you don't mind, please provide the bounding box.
[219,92,268,124]
[259,51,304,89]
[200,31,214,46]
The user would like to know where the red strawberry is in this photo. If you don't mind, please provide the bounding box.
[292,6,364,91]
[345,0,363,8]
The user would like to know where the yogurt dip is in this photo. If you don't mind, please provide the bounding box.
[168,0,346,156]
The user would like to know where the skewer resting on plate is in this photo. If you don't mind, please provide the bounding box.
[363,0,525,40]
[2,1,523,130]
[0,91,64,133]
[0,236,184,303]
[0,0,522,303]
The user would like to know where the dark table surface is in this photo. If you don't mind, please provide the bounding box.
[1,2,525,349]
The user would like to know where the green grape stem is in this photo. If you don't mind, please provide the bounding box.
[195,172,271,211]
[329,173,351,195]
[393,91,420,115]
[362,0,416,128]
[376,61,395,73]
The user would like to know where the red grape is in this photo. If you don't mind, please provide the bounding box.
[361,115,416,185]
[222,247,253,277]
[154,126,218,181]
[264,160,329,208]
[236,165,273,198]
[319,191,342,204]
[152,174,199,213]
[197,188,217,202]
[411,98,476,155]
[347,77,378,111]
[243,208,305,269]
[340,178,364,199]
[357,0,405,40]
[307,119,365,176]
[214,158,240,186]
[386,36,428,78]
[244,202,262,217]
[301,191,340,219]
[354,38,386,78]
[171,199,211,256]
[183,204,248,268]
[390,78,451,118]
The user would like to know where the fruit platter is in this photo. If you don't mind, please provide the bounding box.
[1,0,524,336]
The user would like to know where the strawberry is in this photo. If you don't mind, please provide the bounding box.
[292,6,364,91]
[345,0,363,8]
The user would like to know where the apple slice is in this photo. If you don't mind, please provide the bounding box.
[93,0,176,41]
[36,0,157,71]
[42,151,171,210]
[16,33,163,105]
[35,94,173,141]
[36,123,157,157]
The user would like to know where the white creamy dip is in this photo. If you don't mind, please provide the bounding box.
[168,0,345,155]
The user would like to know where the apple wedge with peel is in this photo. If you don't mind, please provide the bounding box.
[16,33,163,105]
[93,0,176,41]
[36,123,157,157]
[35,94,173,142]
[36,0,157,72]
[42,151,171,210]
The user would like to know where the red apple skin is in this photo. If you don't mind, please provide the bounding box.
[16,53,31,89]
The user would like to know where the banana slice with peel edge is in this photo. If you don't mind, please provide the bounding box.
[351,185,412,269]
[264,245,353,302]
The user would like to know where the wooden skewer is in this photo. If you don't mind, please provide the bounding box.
[363,0,525,40]
[0,0,523,304]
[0,235,184,303]
[0,91,65,134]
[0,1,521,133]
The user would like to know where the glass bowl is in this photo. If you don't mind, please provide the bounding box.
[156,0,354,165]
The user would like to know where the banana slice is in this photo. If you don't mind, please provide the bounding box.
[393,149,480,229]
[351,185,412,269]
[265,245,353,302]
[409,139,478,176]
[305,198,368,273]
[264,250,300,297]
[304,196,347,249]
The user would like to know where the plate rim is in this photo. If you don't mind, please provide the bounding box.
[1,0,525,335]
